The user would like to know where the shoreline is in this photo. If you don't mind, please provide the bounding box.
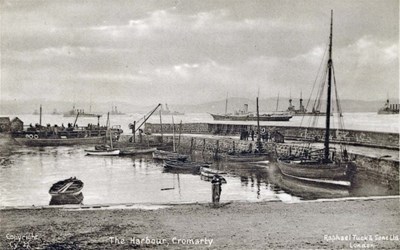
[1,198,399,249]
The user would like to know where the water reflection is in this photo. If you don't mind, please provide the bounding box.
[0,146,398,207]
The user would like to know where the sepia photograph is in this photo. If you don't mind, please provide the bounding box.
[0,0,399,249]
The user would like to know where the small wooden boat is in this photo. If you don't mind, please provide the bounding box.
[49,177,84,196]
[119,147,157,155]
[164,160,210,172]
[200,167,227,178]
[226,153,268,162]
[85,148,121,156]
[152,150,188,161]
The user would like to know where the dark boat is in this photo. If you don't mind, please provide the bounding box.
[49,177,84,197]
[63,105,102,117]
[277,11,355,187]
[210,113,292,121]
[226,153,268,162]
[49,193,84,205]
[152,150,189,161]
[164,160,210,172]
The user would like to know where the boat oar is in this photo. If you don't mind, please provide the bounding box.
[161,187,175,191]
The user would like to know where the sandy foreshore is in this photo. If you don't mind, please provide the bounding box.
[1,198,399,249]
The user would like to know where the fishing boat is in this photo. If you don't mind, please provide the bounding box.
[164,160,210,172]
[152,150,189,161]
[49,177,84,197]
[200,167,227,178]
[277,11,355,186]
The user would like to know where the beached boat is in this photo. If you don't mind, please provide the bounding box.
[277,11,355,186]
[49,192,84,205]
[49,177,84,197]
[164,160,210,172]
[152,150,189,161]
[200,167,227,178]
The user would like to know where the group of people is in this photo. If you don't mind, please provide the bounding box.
[239,129,269,142]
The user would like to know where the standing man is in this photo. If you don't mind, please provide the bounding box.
[251,129,255,141]
[211,174,226,206]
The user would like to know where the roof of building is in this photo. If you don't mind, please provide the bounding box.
[0,117,11,123]
[11,117,23,123]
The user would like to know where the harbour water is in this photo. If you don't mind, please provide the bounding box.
[0,112,398,207]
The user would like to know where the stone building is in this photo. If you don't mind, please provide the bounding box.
[0,117,11,132]
[11,117,24,132]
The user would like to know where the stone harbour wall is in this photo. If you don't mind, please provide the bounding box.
[145,123,399,150]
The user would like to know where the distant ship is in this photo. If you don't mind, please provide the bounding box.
[378,99,399,115]
[33,110,39,115]
[110,105,125,115]
[51,109,61,115]
[210,104,292,122]
[63,106,102,117]
[160,103,184,116]
[286,94,326,116]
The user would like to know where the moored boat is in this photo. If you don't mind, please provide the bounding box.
[276,11,355,186]
[210,113,292,121]
[152,150,189,161]
[226,153,268,162]
[49,177,84,197]
[164,160,210,172]
[85,148,121,156]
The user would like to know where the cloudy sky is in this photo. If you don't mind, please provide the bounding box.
[1,0,398,106]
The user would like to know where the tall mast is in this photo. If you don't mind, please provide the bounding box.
[324,10,333,162]
[275,92,280,112]
[256,97,261,150]
[224,92,228,115]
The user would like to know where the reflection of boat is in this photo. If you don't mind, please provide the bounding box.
[152,150,188,161]
[49,193,84,205]
[277,11,355,186]
[210,104,292,121]
[378,99,399,114]
[63,105,102,117]
[119,147,157,155]
[200,167,226,178]
[279,174,349,200]
[49,177,84,196]
[164,160,210,172]
[160,103,184,115]
[226,153,268,162]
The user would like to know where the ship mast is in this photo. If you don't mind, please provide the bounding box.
[324,10,333,162]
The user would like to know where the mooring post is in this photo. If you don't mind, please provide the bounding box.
[215,140,219,158]
[203,138,206,154]
[190,137,194,154]
[133,121,136,143]
[233,141,235,153]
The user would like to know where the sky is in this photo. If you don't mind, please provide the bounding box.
[1,0,398,106]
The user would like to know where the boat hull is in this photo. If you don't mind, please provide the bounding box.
[200,167,226,178]
[14,136,106,146]
[85,149,120,156]
[210,114,292,121]
[226,153,268,162]
[152,150,188,161]
[277,158,353,185]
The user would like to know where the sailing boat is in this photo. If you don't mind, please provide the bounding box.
[277,11,355,186]
[85,112,120,156]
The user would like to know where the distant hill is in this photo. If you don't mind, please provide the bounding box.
[0,97,396,115]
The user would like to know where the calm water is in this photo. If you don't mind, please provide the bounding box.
[0,112,398,207]
[0,144,397,207]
